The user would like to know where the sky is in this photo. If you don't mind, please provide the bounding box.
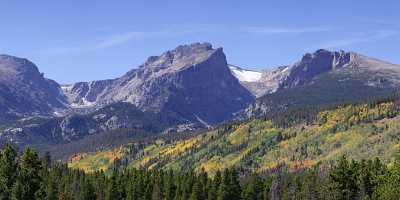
[0,0,399,83]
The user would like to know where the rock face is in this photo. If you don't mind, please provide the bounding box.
[0,55,67,121]
[242,49,400,117]
[279,49,352,89]
[64,43,254,124]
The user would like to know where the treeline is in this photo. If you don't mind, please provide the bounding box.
[2,144,400,200]
[262,91,400,128]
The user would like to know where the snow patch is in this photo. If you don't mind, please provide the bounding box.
[281,66,290,73]
[229,65,262,82]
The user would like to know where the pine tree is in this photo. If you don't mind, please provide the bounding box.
[189,180,204,200]
[79,177,96,200]
[151,182,163,200]
[229,169,241,199]
[164,170,176,200]
[41,152,52,170]
[10,179,24,200]
[207,178,217,200]
[0,144,17,200]
[217,169,241,200]
[330,155,361,200]
[106,171,123,200]
[242,175,263,200]
[217,170,230,200]
[12,148,42,200]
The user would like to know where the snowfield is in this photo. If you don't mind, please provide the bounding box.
[229,65,262,82]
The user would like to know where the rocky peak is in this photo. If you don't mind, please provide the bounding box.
[279,49,355,89]
[63,42,253,124]
[140,42,220,71]
[299,49,353,69]
[0,54,67,120]
[0,54,43,81]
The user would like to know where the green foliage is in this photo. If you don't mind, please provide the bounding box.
[81,95,400,175]
[2,144,400,199]
[4,95,400,199]
[0,143,17,200]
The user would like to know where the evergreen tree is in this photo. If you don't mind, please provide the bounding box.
[10,179,24,200]
[217,169,241,200]
[330,155,360,200]
[189,180,204,200]
[374,155,400,199]
[0,144,17,200]
[106,171,123,200]
[12,148,42,200]
[229,169,241,199]
[207,178,217,200]
[242,175,263,200]
[2,144,400,200]
[217,169,231,200]
[151,182,163,200]
[164,170,176,200]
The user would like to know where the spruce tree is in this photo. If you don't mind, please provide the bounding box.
[0,144,17,200]
[189,180,204,200]
[12,148,42,200]
[217,169,230,200]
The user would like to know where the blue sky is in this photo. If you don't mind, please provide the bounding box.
[1,0,399,83]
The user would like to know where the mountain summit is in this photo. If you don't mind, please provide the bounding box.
[242,49,400,117]
[0,54,67,121]
[63,43,254,124]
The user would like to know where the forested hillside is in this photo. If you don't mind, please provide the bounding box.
[69,95,400,175]
[2,144,400,199]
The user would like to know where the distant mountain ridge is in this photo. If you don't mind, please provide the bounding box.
[3,45,399,123]
[230,49,400,98]
[1,43,400,157]
[229,49,400,117]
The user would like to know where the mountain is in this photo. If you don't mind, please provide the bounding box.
[2,44,400,160]
[0,55,68,122]
[63,43,254,124]
[0,43,254,155]
[239,50,400,117]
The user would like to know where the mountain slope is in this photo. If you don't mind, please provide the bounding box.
[0,43,254,157]
[64,43,254,124]
[0,102,200,152]
[242,50,400,117]
[70,96,400,174]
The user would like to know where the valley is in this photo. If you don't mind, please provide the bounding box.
[2,2,400,199]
